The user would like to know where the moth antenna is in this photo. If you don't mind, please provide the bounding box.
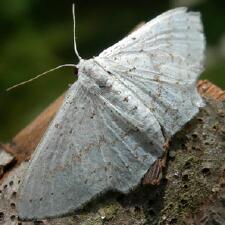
[6,64,77,91]
[72,3,82,61]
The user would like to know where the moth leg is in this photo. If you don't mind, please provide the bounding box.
[142,139,170,185]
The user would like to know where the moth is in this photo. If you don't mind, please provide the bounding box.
[18,6,205,220]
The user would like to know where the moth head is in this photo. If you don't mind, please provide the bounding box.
[78,59,112,89]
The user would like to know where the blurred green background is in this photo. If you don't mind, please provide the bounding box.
[0,0,225,141]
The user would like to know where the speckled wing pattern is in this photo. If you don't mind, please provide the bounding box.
[97,7,205,137]
[18,7,205,220]
[18,80,164,219]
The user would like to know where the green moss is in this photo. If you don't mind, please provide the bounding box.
[98,200,120,221]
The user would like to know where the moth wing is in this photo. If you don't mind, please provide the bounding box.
[18,80,163,220]
[18,7,205,220]
[97,7,205,137]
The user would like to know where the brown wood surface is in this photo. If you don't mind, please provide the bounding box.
[198,80,225,101]
[2,95,64,164]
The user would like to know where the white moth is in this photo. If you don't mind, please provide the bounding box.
[18,6,205,220]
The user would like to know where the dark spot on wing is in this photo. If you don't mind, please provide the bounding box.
[123,97,129,102]
[10,215,16,221]
[98,84,106,88]
[0,212,4,222]
[11,191,17,198]
[134,127,140,132]
[129,67,136,72]
[90,112,96,119]
[55,123,62,129]
[10,202,16,209]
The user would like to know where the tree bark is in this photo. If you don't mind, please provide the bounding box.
[0,80,224,225]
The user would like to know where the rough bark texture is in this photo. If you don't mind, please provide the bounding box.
[0,80,224,225]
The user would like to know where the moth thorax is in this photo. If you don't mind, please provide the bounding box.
[80,59,112,89]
